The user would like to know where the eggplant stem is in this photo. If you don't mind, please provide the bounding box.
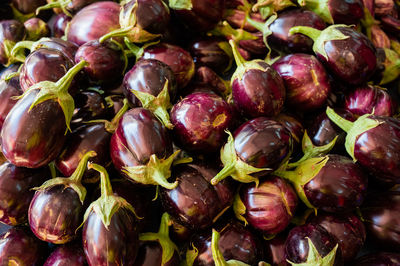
[273,169,297,183]
[69,151,97,183]
[99,26,134,44]
[289,26,321,41]
[107,98,130,133]
[56,60,87,93]
[229,40,246,67]
[152,170,178,190]
[211,229,227,266]
[88,163,114,197]
[211,163,235,185]
[325,107,353,132]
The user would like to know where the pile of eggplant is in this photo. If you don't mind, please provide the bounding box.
[1,0,400,265]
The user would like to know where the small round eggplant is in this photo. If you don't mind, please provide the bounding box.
[170,91,233,153]
[272,53,331,112]
[0,162,50,225]
[71,91,109,126]
[160,163,234,230]
[285,223,343,265]
[44,242,87,266]
[24,18,50,41]
[275,113,305,155]
[189,66,231,98]
[354,252,400,266]
[264,233,288,266]
[0,20,26,66]
[0,75,22,130]
[48,13,71,38]
[38,0,101,15]
[234,176,298,235]
[82,163,139,265]
[12,0,46,14]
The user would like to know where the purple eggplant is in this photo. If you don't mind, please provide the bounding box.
[234,176,298,235]
[161,163,233,230]
[289,24,377,85]
[190,66,231,98]
[0,226,47,265]
[44,242,87,266]
[264,233,288,266]
[326,107,400,183]
[354,252,400,266]
[0,75,22,130]
[170,91,233,153]
[370,25,391,49]
[272,53,331,112]
[344,85,396,117]
[37,0,102,16]
[0,20,26,66]
[285,223,343,265]
[211,117,292,185]
[275,113,305,155]
[374,0,396,16]
[66,1,120,46]
[24,18,50,41]
[0,162,50,225]
[48,13,71,38]
[71,91,109,126]
[142,43,195,89]
[82,163,139,265]
[11,0,47,14]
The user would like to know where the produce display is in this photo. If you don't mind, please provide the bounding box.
[1,0,400,265]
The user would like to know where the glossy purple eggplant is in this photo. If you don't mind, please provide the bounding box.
[39,0,102,15]
[44,242,87,266]
[235,176,298,235]
[170,91,233,153]
[275,113,304,155]
[0,20,26,66]
[142,43,195,89]
[0,226,47,265]
[374,0,396,16]
[66,1,120,46]
[285,223,343,265]
[272,53,331,112]
[0,75,22,130]
[190,66,231,98]
[12,0,46,14]
[354,252,400,266]
[134,241,179,266]
[48,13,71,38]
[264,233,288,266]
[0,162,50,225]
[160,163,234,230]
[24,18,49,41]
[71,91,109,127]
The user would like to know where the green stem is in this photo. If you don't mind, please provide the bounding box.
[211,163,236,185]
[211,229,227,266]
[289,26,322,41]
[158,212,171,236]
[106,98,130,133]
[10,40,34,62]
[99,26,133,44]
[229,40,246,67]
[325,107,354,132]
[69,151,97,183]
[36,0,72,16]
[245,16,264,32]
[88,163,114,197]
[154,106,173,129]
[124,37,142,58]
[273,169,298,183]
[55,60,88,94]
[153,169,178,190]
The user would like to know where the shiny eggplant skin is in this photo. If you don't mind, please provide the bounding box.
[232,61,285,118]
[142,43,195,89]
[160,163,234,230]
[0,162,50,226]
[275,113,304,155]
[328,0,364,24]
[265,233,289,266]
[122,59,177,106]
[354,252,400,266]
[269,10,326,54]
[34,38,79,63]
[48,13,71,38]
[0,226,47,266]
[239,176,298,235]
[0,76,22,130]
[0,20,26,66]
[71,91,109,127]
[170,91,233,153]
[272,53,331,112]
[133,241,180,266]
[11,0,46,14]
[44,242,87,266]
[1,89,67,168]
[66,1,120,46]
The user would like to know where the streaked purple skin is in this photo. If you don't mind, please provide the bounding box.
[308,213,366,262]
[303,154,368,213]
[24,18,50,41]
[122,59,177,106]
[0,64,19,80]
[82,207,139,266]
[232,61,286,118]
[344,85,396,117]
[264,233,288,266]
[275,113,304,155]
[133,241,180,266]
[362,191,400,251]
[0,20,26,66]
[353,116,400,183]
[190,221,263,266]
[75,40,125,85]
[173,0,225,32]
[110,108,173,180]
[0,226,47,266]
[32,38,79,63]
[189,66,229,98]
[142,43,195,89]
[0,76,22,130]
[160,163,234,230]
[48,13,71,38]
[316,27,377,86]
[239,31,267,56]
[269,10,326,54]
[1,89,67,168]
[233,117,292,171]
[11,0,46,14]
[285,223,343,265]
[272,53,331,112]
[44,243,87,266]
[66,1,120,46]
[327,0,364,24]
[62,0,102,14]
[71,91,109,127]
[170,91,233,153]
[188,37,232,75]
[225,7,263,33]
[239,176,298,235]
[354,252,400,266]
[0,162,50,226]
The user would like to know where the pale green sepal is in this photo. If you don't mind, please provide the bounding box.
[35,0,73,17]
[139,213,179,266]
[212,229,251,266]
[10,4,35,22]
[124,37,160,61]
[217,41,234,74]
[233,191,248,225]
[9,40,35,64]
[168,0,193,10]
[253,0,295,19]
[185,243,199,266]
[380,49,400,85]
[287,238,338,266]
[325,107,353,132]
[298,0,333,24]
[122,150,180,189]
[210,22,258,44]
[130,79,173,129]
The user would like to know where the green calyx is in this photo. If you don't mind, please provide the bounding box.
[380,48,400,85]
[82,163,139,229]
[131,79,173,129]
[168,0,192,10]
[288,131,337,168]
[287,237,338,266]
[124,37,160,61]
[217,41,234,75]
[18,60,88,133]
[9,37,54,65]
[33,151,97,204]
[10,4,35,23]
[211,131,271,186]
[233,190,248,225]
[361,7,379,40]
[289,24,350,61]
[139,213,179,266]
[210,21,258,44]
[2,40,18,67]
[326,107,383,161]
[122,150,181,189]
[185,243,199,266]
[35,0,73,17]
[297,0,333,24]
[253,0,295,19]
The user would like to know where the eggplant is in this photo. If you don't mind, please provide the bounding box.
[44,242,87,266]
[170,91,233,154]
[37,0,101,16]
[82,163,139,265]
[234,176,298,235]
[11,0,47,14]
[354,252,400,266]
[264,233,288,266]
[289,24,377,85]
[24,18,50,41]
[0,162,50,225]
[0,75,22,130]
[370,25,391,49]
[272,53,331,112]
[160,163,234,230]
[375,0,396,16]
[275,113,304,155]
[48,13,71,38]
[71,91,109,127]
[0,20,26,66]
[188,66,231,98]
[211,117,292,185]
